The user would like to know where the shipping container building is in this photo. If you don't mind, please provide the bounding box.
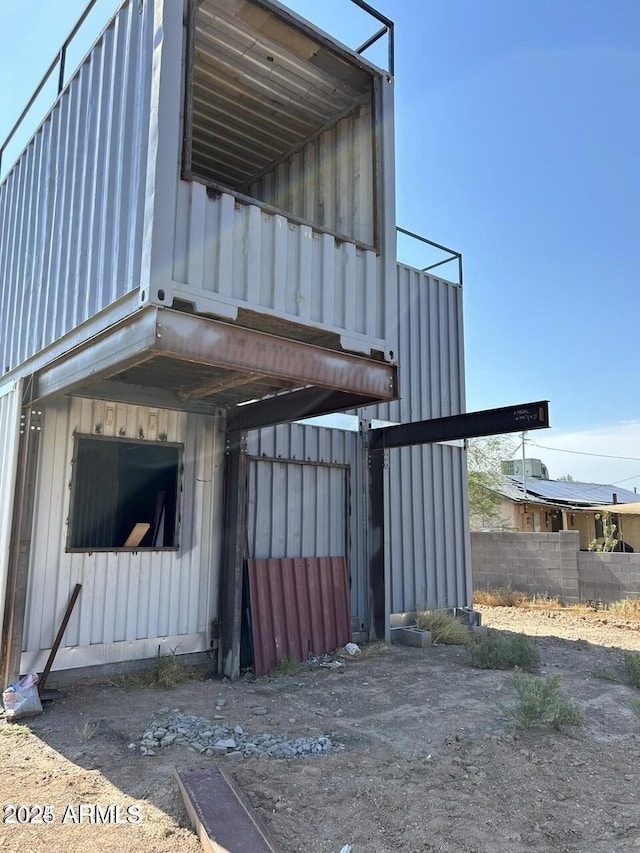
[0,0,469,683]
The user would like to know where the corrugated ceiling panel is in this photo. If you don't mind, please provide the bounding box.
[0,0,152,375]
[192,0,372,191]
[248,557,351,676]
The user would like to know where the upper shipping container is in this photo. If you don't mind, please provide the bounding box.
[1,0,398,382]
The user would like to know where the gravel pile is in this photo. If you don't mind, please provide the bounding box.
[136,709,338,759]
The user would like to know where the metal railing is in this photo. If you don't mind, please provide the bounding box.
[1,0,394,181]
[397,226,463,286]
[0,0,103,177]
[351,0,394,75]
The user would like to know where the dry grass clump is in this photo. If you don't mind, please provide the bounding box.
[608,598,640,619]
[415,609,471,645]
[465,628,540,672]
[473,587,528,607]
[114,649,203,689]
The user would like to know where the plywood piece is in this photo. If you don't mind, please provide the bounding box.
[123,522,150,547]
[175,767,279,853]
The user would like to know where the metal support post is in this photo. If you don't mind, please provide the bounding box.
[218,429,249,680]
[2,406,42,686]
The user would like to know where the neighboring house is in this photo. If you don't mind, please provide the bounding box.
[489,472,640,552]
[0,0,470,683]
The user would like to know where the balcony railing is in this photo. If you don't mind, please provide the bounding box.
[397,227,463,286]
[0,0,394,182]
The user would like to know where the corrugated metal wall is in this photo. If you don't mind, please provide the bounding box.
[365,264,466,424]
[171,185,384,352]
[0,0,153,375]
[248,100,375,247]
[372,264,470,612]
[246,424,366,630]
[0,380,22,640]
[248,458,348,559]
[21,397,223,673]
[387,443,470,612]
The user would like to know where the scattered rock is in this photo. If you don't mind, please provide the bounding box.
[138,711,338,760]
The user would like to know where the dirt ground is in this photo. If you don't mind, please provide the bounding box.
[2,606,640,853]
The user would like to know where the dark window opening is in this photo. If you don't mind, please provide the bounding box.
[68,436,182,551]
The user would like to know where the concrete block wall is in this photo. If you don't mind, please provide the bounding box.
[578,552,640,603]
[471,531,580,603]
[471,531,640,603]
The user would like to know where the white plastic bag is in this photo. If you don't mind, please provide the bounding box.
[2,673,43,720]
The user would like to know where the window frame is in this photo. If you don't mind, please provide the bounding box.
[66,433,184,553]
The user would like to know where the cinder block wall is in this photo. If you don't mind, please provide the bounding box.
[578,552,640,603]
[471,531,640,603]
[471,531,580,603]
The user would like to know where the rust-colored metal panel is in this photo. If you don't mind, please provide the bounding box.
[248,557,351,677]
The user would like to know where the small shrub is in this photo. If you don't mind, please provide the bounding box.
[465,628,540,672]
[628,697,640,718]
[415,609,471,645]
[76,720,101,742]
[624,651,640,688]
[501,672,584,730]
[271,657,306,676]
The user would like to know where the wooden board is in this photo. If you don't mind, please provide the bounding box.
[123,522,150,547]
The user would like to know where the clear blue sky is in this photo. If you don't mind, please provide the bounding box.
[1,0,639,486]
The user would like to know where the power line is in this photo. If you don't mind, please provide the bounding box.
[526,441,640,463]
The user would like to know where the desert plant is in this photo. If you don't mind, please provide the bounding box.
[473,587,528,608]
[628,697,640,718]
[500,672,584,730]
[270,657,306,676]
[76,720,101,741]
[624,651,640,688]
[415,609,471,645]
[588,512,618,552]
[465,628,540,672]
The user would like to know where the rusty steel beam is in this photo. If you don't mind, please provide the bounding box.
[32,308,397,409]
[158,310,397,400]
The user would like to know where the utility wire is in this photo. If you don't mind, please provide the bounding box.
[526,441,640,463]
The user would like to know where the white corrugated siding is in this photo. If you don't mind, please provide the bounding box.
[374,264,470,611]
[387,443,470,613]
[247,424,366,629]
[0,0,153,375]
[21,397,223,673]
[248,459,348,559]
[365,264,466,424]
[0,380,22,639]
[248,100,375,247]
[170,185,385,353]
